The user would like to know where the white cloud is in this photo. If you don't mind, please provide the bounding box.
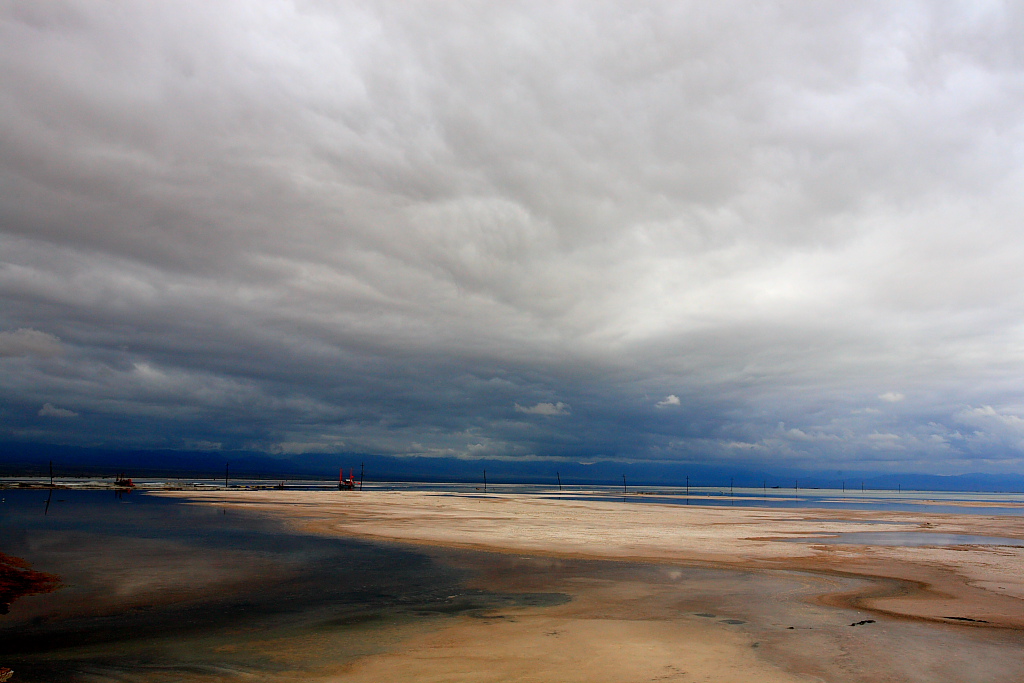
[867,432,901,442]
[878,392,905,403]
[784,428,814,441]
[656,394,680,408]
[964,405,1024,425]
[0,328,62,357]
[515,402,571,416]
[723,441,763,450]
[38,403,78,418]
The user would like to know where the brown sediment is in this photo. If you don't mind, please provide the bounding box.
[0,552,61,614]
[156,490,1024,632]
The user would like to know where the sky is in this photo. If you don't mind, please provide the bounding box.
[3,1,1024,476]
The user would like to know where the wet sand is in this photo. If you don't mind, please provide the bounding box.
[159,490,1024,682]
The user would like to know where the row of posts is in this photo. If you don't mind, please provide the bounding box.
[480,470,888,496]
[40,460,899,495]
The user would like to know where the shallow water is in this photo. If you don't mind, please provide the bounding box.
[3,489,1024,682]
[421,550,1024,683]
[0,490,563,682]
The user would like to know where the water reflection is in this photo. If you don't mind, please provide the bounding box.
[0,490,561,682]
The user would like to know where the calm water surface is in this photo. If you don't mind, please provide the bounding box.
[0,489,562,682]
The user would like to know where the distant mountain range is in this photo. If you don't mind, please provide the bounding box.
[2,441,1023,492]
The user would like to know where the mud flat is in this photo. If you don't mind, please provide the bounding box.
[158,489,1024,682]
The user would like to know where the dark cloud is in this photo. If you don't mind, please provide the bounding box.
[3,1,1024,474]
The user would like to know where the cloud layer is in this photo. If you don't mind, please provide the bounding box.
[3,1,1024,474]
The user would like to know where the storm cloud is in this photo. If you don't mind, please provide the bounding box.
[3,1,1024,475]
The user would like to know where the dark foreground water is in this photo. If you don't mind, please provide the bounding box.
[0,490,564,682]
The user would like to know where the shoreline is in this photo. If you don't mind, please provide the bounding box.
[156,489,1024,631]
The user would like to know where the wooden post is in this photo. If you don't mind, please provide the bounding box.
[483,469,487,493]
[556,471,562,491]
[622,474,627,494]
[49,460,54,488]
[795,479,798,497]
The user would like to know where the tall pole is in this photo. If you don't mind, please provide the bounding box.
[483,469,487,493]
[225,462,229,489]
[49,460,54,488]
[556,471,562,491]
[622,474,627,494]
[795,479,798,497]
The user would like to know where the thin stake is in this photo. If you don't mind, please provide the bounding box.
[556,471,562,491]
[622,474,627,494]
[483,469,487,493]
[49,460,54,488]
